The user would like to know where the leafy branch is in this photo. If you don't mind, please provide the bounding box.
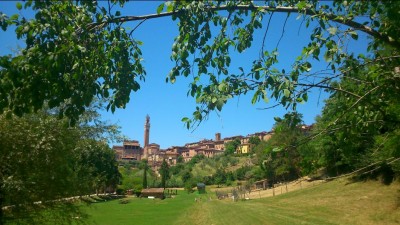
[87,4,400,49]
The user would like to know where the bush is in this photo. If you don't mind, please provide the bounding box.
[167,175,184,188]
[119,199,130,204]
[225,179,233,186]
[184,180,196,193]
[202,176,214,185]
[116,188,125,195]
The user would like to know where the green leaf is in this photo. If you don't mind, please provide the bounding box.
[319,20,326,29]
[218,83,227,92]
[251,91,259,104]
[157,3,164,14]
[324,52,332,62]
[296,1,307,10]
[24,1,32,8]
[272,147,282,152]
[296,97,305,103]
[348,30,358,40]
[302,93,308,102]
[216,100,223,111]
[328,27,337,35]
[304,62,312,72]
[10,14,19,21]
[16,2,22,10]
[262,90,269,103]
[283,89,290,97]
[166,2,173,12]
[72,63,79,71]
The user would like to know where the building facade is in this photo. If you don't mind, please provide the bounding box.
[113,115,312,171]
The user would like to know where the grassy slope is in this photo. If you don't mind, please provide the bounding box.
[78,179,400,225]
[191,156,250,178]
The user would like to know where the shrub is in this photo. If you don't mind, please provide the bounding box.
[119,199,130,204]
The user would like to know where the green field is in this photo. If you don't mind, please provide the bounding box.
[75,179,400,225]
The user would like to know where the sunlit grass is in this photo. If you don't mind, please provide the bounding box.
[75,179,400,225]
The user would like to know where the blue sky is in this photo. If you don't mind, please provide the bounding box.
[0,1,369,149]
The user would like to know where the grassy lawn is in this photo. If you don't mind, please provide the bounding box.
[75,179,400,225]
[74,191,197,225]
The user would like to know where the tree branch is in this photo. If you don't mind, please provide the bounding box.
[260,12,274,59]
[276,12,289,49]
[88,4,400,50]
[296,83,361,98]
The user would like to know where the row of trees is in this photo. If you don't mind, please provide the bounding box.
[253,98,400,185]
[307,53,400,179]
[0,108,121,224]
[118,158,170,195]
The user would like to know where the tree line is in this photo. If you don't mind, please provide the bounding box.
[0,105,121,225]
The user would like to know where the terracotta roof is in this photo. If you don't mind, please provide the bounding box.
[112,146,124,150]
[165,152,179,155]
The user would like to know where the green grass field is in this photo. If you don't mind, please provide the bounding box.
[75,179,400,225]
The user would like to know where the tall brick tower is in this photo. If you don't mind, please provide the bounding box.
[143,115,150,159]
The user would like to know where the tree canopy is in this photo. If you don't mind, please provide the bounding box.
[159,159,170,188]
[0,109,121,224]
[0,0,398,127]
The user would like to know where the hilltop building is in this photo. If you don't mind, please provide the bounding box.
[112,115,311,171]
[114,140,142,161]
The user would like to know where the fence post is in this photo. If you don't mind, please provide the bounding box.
[273,185,275,196]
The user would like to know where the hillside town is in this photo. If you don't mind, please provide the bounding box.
[113,115,312,171]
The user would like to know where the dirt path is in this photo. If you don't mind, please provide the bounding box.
[247,179,326,199]
[210,178,326,200]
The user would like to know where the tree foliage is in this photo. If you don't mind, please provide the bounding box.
[308,50,400,176]
[0,0,398,127]
[0,0,145,124]
[165,0,400,127]
[257,113,306,182]
[224,138,241,155]
[248,136,261,148]
[159,159,170,189]
[139,159,149,189]
[0,109,121,224]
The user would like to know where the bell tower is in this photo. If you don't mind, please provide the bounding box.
[143,115,150,159]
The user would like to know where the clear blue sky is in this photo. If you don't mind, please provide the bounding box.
[0,1,369,149]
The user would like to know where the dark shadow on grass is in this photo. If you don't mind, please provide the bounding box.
[3,201,89,225]
[350,162,395,185]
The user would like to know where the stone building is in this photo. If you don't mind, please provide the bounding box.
[113,115,311,172]
[113,140,142,161]
[236,131,273,154]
